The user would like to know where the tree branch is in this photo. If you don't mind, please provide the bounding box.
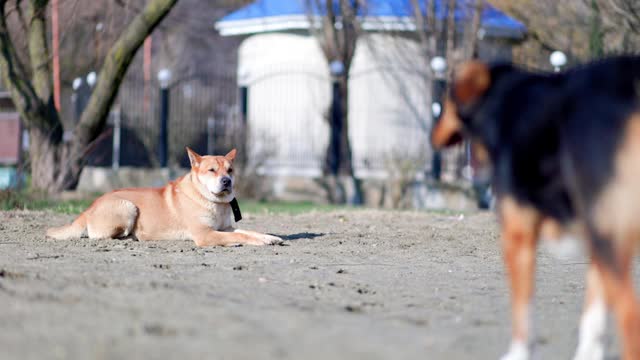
[465,0,483,59]
[445,0,456,77]
[74,0,178,147]
[322,0,338,60]
[339,0,359,69]
[0,0,50,129]
[27,0,53,102]
[305,0,328,52]
[6,0,29,36]
[410,0,428,43]
[410,0,435,61]
[603,0,640,33]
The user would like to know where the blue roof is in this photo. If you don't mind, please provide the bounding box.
[220,1,311,21]
[216,0,525,37]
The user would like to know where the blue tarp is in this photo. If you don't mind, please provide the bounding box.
[217,0,525,36]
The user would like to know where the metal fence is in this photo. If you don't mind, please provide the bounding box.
[74,64,468,184]
[77,70,242,169]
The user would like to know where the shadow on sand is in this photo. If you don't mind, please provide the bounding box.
[276,232,325,241]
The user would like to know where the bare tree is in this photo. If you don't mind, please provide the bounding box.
[465,0,483,59]
[445,0,456,74]
[595,0,640,52]
[489,0,640,68]
[307,0,362,204]
[410,0,437,62]
[0,0,178,193]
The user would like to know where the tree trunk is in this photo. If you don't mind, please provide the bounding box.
[311,0,362,204]
[28,127,66,192]
[323,74,357,204]
[465,0,483,59]
[321,83,362,203]
[445,0,457,77]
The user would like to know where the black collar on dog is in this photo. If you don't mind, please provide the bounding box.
[230,198,242,222]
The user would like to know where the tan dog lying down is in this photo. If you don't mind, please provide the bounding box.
[47,148,283,246]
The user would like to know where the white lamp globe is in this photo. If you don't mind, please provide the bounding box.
[86,71,97,87]
[432,102,442,118]
[550,51,567,71]
[72,77,83,91]
[329,60,345,76]
[430,56,447,76]
[157,68,172,89]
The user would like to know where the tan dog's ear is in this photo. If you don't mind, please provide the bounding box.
[225,148,237,162]
[452,61,490,105]
[186,147,201,168]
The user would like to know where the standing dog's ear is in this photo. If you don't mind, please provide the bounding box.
[225,148,237,162]
[452,61,491,105]
[431,98,464,149]
[186,147,201,168]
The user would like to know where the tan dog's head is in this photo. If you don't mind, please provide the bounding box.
[186,147,237,203]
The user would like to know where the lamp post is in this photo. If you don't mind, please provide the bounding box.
[157,68,171,168]
[328,60,344,176]
[71,77,83,124]
[550,51,567,72]
[430,56,447,181]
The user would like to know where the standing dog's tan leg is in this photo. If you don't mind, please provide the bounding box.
[583,114,640,359]
[594,249,640,360]
[573,262,607,360]
[499,197,541,360]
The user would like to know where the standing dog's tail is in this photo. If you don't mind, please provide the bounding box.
[46,214,87,239]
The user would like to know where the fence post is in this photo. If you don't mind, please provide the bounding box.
[112,106,121,171]
[71,77,83,123]
[159,88,169,168]
[207,117,215,155]
[157,69,171,168]
[430,77,446,181]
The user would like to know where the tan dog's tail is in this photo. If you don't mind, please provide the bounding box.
[46,214,87,239]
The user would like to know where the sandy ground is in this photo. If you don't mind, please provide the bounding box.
[0,209,631,359]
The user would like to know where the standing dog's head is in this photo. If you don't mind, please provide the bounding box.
[431,60,566,170]
[431,61,534,166]
[431,61,493,152]
[186,147,237,203]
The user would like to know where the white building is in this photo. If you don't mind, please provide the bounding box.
[216,0,524,187]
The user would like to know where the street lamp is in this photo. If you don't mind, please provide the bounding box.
[550,51,567,72]
[71,77,84,124]
[430,56,447,181]
[430,56,447,118]
[86,71,97,87]
[157,68,172,168]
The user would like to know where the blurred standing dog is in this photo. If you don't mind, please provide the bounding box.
[432,56,640,360]
[47,148,282,247]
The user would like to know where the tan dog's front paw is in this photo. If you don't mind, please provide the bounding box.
[251,234,283,246]
[232,229,283,246]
